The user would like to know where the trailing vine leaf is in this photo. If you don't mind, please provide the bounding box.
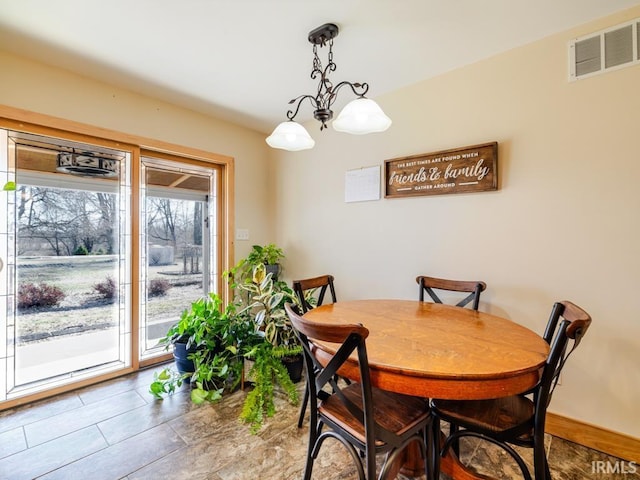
[148,368,188,399]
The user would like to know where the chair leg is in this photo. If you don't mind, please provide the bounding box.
[430,415,441,480]
[533,430,550,480]
[303,420,319,480]
[449,422,460,456]
[297,381,309,428]
[365,445,376,480]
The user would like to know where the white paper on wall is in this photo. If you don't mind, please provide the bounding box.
[344,165,380,203]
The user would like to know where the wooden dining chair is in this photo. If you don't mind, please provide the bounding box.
[284,303,431,480]
[292,274,337,313]
[430,300,592,480]
[416,275,487,454]
[416,275,487,310]
[292,274,338,428]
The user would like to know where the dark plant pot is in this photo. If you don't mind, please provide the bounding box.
[195,357,243,393]
[173,341,197,374]
[282,354,304,383]
[265,263,281,281]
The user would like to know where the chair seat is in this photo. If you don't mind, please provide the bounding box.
[432,395,534,441]
[320,383,430,446]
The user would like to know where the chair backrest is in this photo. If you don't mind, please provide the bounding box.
[537,300,592,406]
[284,303,394,450]
[416,275,486,310]
[292,274,337,313]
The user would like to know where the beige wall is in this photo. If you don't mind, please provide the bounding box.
[0,49,274,262]
[274,7,640,439]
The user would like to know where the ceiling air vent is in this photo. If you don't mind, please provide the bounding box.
[569,17,639,81]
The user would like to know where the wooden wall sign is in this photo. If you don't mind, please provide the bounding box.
[384,142,498,198]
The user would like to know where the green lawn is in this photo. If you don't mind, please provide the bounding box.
[15,255,204,344]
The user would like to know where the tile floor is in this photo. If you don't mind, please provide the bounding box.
[0,366,637,480]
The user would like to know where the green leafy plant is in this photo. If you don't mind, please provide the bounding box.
[152,293,261,403]
[240,343,300,433]
[257,243,285,265]
[239,264,297,349]
[224,243,285,294]
[149,367,188,399]
[152,245,302,432]
[237,264,302,432]
[160,292,227,348]
[189,349,233,404]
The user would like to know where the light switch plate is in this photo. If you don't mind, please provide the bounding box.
[236,229,250,240]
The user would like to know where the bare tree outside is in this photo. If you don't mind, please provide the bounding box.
[17,186,116,256]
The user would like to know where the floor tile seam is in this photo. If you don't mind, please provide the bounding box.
[32,427,187,480]
[95,419,111,446]
[97,439,188,480]
[14,425,110,478]
[97,413,181,447]
[0,425,28,460]
[0,394,85,433]
[23,388,147,435]
[125,456,173,480]
[78,374,162,405]
[166,416,193,446]
[25,392,147,447]
[26,419,101,448]
[96,392,191,425]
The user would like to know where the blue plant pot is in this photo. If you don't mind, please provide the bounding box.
[173,340,196,374]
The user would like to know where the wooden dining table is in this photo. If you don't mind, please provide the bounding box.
[303,299,550,480]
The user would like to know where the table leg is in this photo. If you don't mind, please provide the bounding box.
[394,431,497,480]
[397,441,424,477]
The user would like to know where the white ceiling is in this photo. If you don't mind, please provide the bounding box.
[1,0,639,134]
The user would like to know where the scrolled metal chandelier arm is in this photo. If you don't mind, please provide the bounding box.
[286,94,318,122]
[331,80,370,101]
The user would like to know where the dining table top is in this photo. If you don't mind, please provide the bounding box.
[303,299,550,400]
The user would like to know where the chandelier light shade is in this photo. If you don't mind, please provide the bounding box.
[266,23,391,151]
[266,121,315,151]
[332,98,392,134]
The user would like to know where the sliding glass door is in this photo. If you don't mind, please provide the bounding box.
[1,130,131,400]
[0,122,227,405]
[138,156,218,360]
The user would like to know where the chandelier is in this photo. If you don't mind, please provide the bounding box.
[266,23,392,151]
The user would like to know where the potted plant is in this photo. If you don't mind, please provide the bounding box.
[150,293,260,403]
[238,264,302,433]
[225,243,285,291]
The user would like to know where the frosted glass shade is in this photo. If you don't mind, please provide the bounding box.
[266,121,315,151]
[332,98,392,134]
